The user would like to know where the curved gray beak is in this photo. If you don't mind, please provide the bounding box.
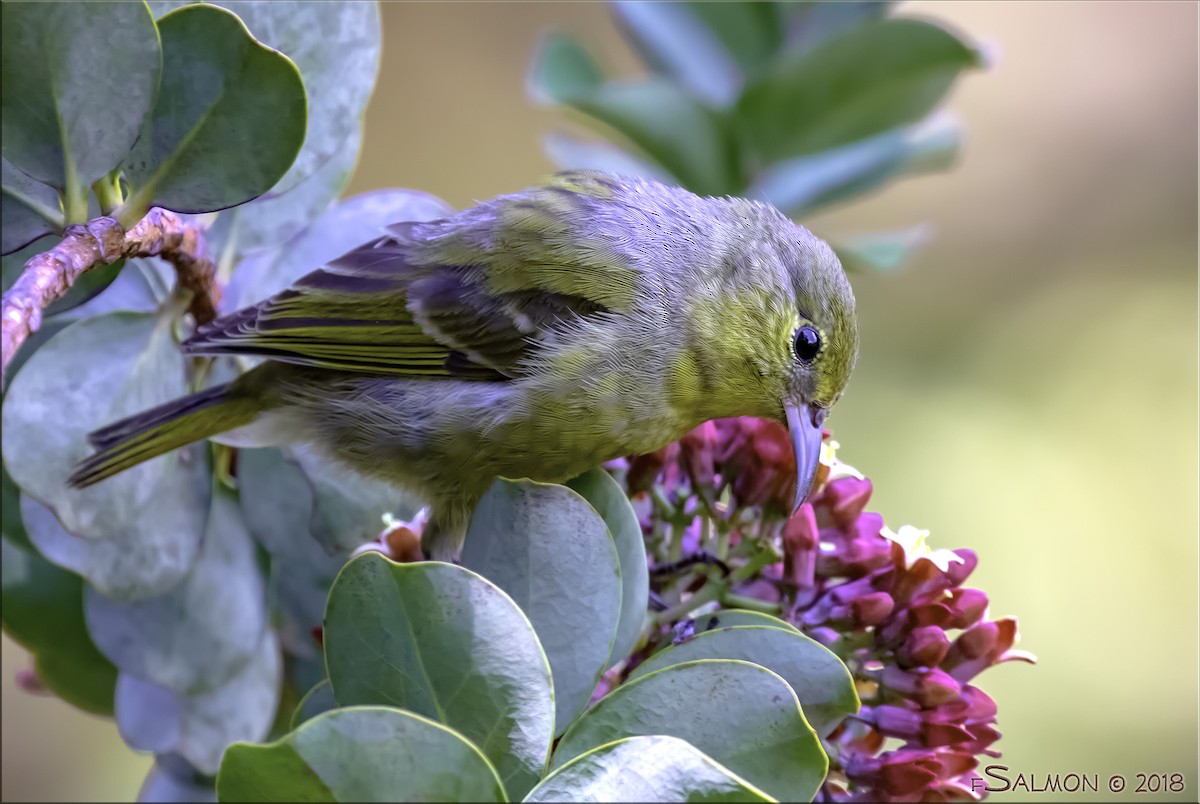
[785,402,827,514]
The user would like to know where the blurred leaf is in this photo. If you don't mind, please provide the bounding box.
[122,5,306,216]
[192,1,380,196]
[565,468,650,668]
[526,735,772,803]
[85,485,267,694]
[205,128,362,269]
[739,17,979,162]
[1,536,118,715]
[324,554,553,799]
[217,706,507,803]
[611,2,742,107]
[697,608,801,633]
[224,188,454,312]
[463,479,622,735]
[781,0,892,55]
[2,309,211,598]
[527,33,604,104]
[832,225,933,274]
[0,2,159,193]
[237,448,344,641]
[138,755,216,803]
[553,659,826,802]
[527,34,735,195]
[565,80,737,196]
[116,630,283,775]
[290,679,336,730]
[629,625,858,738]
[682,2,783,79]
[540,132,674,183]
[749,112,961,217]
[1,159,59,254]
[289,444,415,555]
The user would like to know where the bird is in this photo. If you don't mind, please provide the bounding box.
[69,170,859,560]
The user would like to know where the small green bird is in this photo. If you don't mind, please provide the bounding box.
[70,171,859,559]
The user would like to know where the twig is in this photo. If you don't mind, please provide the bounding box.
[1,209,220,383]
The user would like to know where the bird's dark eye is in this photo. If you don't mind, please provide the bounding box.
[793,325,821,363]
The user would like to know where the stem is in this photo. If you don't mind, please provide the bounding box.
[654,575,723,625]
[91,171,124,216]
[719,592,781,614]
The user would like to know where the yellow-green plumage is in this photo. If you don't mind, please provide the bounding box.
[70,171,859,558]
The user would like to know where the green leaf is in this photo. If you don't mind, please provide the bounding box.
[527,33,605,105]
[224,188,454,313]
[738,17,980,162]
[85,485,267,694]
[138,756,216,803]
[611,2,742,107]
[565,468,650,668]
[566,79,737,196]
[629,625,858,738]
[217,706,507,803]
[1,159,60,254]
[0,2,159,208]
[697,608,801,634]
[832,225,932,274]
[122,4,306,217]
[291,680,336,730]
[683,2,783,79]
[204,128,362,269]
[553,659,826,802]
[526,735,772,803]
[780,1,893,56]
[2,309,211,598]
[540,132,674,183]
[116,631,282,775]
[237,448,345,639]
[1,536,118,715]
[324,554,553,799]
[748,113,961,217]
[462,479,621,735]
[1,466,29,551]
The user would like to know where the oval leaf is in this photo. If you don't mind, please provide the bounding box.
[117,630,283,775]
[217,706,506,803]
[565,468,650,668]
[554,659,826,802]
[739,17,980,162]
[1,159,59,254]
[526,735,772,803]
[630,625,858,738]
[462,479,622,735]
[611,1,743,107]
[86,485,267,694]
[0,2,160,191]
[122,4,306,215]
[290,679,336,730]
[1,536,118,715]
[138,756,217,803]
[527,33,605,105]
[324,555,553,798]
[697,608,801,634]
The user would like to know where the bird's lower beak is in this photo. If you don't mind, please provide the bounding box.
[785,402,827,514]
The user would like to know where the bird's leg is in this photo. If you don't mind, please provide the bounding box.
[420,506,471,565]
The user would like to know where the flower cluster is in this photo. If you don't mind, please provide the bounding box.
[618,417,1035,803]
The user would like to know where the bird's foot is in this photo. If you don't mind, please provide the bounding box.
[352,508,429,563]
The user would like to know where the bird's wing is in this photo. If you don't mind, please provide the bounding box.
[182,173,636,379]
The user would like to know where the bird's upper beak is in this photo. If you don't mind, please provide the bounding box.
[785,402,827,514]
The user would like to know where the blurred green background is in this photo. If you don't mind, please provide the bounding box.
[3,2,1196,801]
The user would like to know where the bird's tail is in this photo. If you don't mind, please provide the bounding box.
[68,380,262,488]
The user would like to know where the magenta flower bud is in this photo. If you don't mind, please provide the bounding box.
[845,749,941,797]
[944,618,1035,682]
[851,592,895,626]
[866,704,970,748]
[883,666,962,708]
[897,625,952,669]
[679,420,719,491]
[945,549,978,585]
[822,476,874,528]
[626,446,669,494]
[945,588,989,629]
[783,503,819,589]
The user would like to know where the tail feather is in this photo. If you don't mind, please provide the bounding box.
[69,382,258,488]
